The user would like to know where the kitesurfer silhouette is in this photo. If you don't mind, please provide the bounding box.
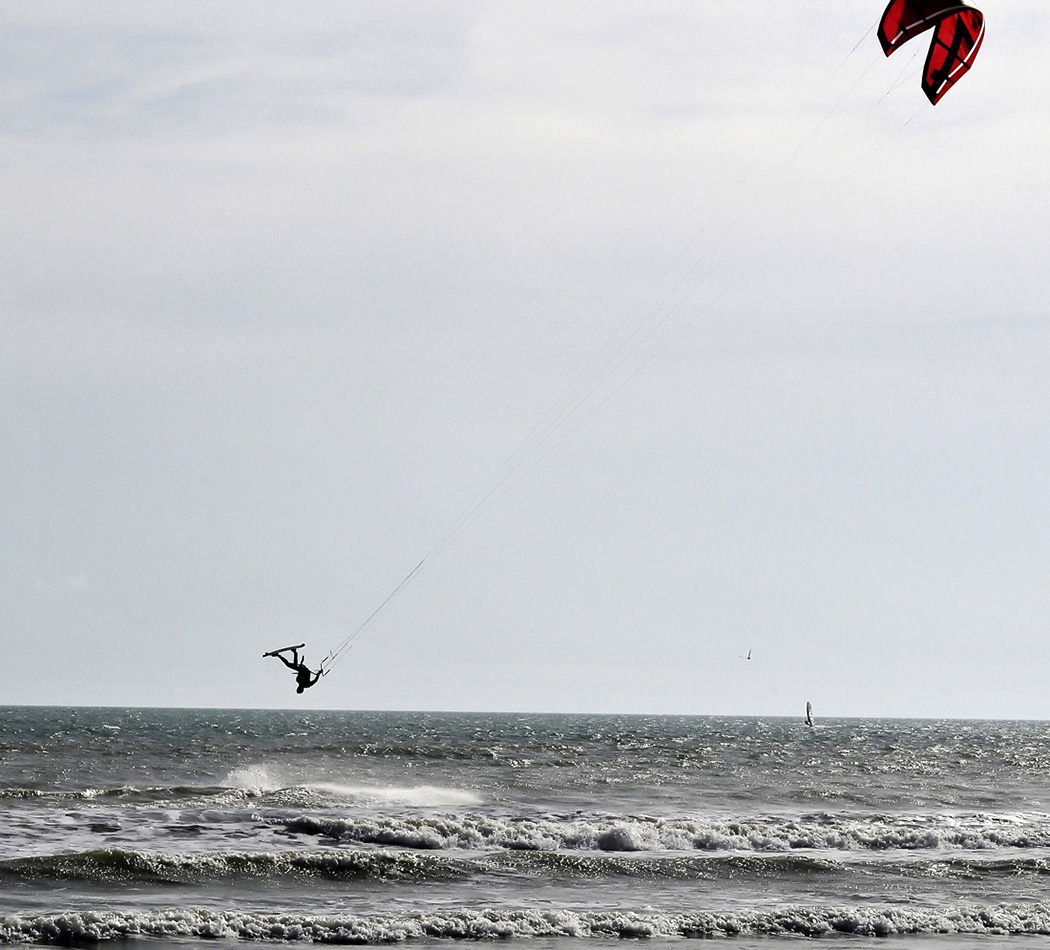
[265,645,324,693]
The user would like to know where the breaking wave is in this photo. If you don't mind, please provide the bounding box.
[273,810,1050,853]
[0,776,482,810]
[0,848,469,885]
[4,903,1050,944]
[6,847,1050,889]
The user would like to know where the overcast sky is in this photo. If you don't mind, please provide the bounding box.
[3,1,1048,717]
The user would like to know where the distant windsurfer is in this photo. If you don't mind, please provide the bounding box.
[265,645,324,693]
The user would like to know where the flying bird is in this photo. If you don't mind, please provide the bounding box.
[739,649,751,660]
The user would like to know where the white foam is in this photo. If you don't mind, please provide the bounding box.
[5,903,1050,943]
[223,765,283,795]
[221,767,480,808]
[276,811,1050,854]
[308,783,483,807]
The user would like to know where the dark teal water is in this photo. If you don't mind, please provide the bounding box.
[3,707,1050,945]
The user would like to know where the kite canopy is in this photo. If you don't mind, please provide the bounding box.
[877,0,985,104]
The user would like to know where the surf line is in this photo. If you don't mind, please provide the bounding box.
[321,14,930,675]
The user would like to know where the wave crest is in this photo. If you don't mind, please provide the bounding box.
[0,848,468,885]
[272,811,1050,854]
[5,904,1050,943]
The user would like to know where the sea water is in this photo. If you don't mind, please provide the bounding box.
[3,707,1050,947]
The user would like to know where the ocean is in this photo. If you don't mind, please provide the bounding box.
[2,707,1050,947]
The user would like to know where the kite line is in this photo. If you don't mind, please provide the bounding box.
[320,4,980,674]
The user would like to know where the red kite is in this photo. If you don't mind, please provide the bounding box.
[878,0,985,104]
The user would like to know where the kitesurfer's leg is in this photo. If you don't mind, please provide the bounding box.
[273,653,298,671]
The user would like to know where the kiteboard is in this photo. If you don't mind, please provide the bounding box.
[263,643,306,657]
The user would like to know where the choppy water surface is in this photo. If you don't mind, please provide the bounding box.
[3,707,1050,946]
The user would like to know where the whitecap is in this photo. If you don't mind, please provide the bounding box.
[308,783,483,807]
[223,765,283,795]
